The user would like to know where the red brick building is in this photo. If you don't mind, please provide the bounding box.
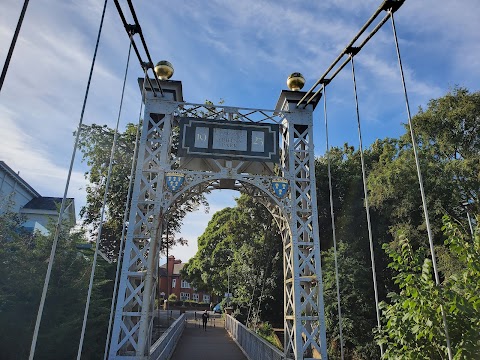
[158,256,211,304]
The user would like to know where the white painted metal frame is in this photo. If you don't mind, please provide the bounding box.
[279,99,328,360]
[149,313,186,360]
[108,83,327,360]
[225,313,284,360]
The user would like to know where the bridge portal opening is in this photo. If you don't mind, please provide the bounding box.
[107,79,327,359]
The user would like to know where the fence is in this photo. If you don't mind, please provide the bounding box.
[224,314,285,360]
[150,313,186,360]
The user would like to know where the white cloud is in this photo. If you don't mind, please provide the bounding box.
[2,0,479,263]
[170,190,237,262]
[0,106,87,203]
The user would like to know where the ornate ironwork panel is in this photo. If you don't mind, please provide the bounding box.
[108,82,327,360]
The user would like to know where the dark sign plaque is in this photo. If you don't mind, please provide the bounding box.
[177,117,279,163]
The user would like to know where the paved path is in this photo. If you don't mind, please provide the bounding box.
[171,318,247,360]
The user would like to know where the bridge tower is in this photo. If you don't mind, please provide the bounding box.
[277,89,327,359]
[108,72,327,359]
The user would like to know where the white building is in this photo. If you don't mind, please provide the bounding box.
[0,161,76,234]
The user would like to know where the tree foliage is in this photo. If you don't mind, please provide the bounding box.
[368,87,479,245]
[77,123,138,258]
[182,194,283,326]
[368,87,480,357]
[376,217,480,359]
[0,203,114,360]
[312,87,480,358]
[77,123,206,258]
[315,142,397,358]
[322,242,382,359]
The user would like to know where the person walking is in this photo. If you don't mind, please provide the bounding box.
[202,310,209,331]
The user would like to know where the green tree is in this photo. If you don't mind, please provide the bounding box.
[322,242,382,359]
[376,217,480,359]
[315,142,398,358]
[318,88,480,357]
[77,123,206,258]
[0,207,41,359]
[77,123,138,258]
[0,194,115,360]
[368,87,480,247]
[182,194,283,327]
[413,87,479,208]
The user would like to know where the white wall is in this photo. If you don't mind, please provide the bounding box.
[1,166,76,233]
[0,169,35,213]
[20,210,57,229]
[22,220,49,236]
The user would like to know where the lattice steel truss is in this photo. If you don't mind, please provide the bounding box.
[108,81,327,359]
[279,96,327,359]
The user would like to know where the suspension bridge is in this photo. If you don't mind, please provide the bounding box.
[0,0,459,359]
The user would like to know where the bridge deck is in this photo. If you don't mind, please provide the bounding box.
[171,317,247,360]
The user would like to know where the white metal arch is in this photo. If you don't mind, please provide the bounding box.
[164,174,291,214]
[108,80,327,360]
[163,177,291,272]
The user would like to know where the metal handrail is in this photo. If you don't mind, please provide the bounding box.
[224,314,286,360]
[150,313,186,360]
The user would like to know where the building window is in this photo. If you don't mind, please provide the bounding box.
[180,292,190,300]
[172,278,176,289]
[203,294,210,303]
[192,293,199,302]
[181,280,190,288]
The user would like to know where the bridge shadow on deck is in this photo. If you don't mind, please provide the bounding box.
[171,317,247,360]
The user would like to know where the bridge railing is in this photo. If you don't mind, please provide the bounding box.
[225,314,285,360]
[150,313,186,360]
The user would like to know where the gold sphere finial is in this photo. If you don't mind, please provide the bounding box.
[154,60,174,80]
[287,72,305,91]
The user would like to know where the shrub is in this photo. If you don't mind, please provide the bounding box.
[376,217,480,359]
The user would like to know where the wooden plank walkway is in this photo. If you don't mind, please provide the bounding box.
[171,317,247,360]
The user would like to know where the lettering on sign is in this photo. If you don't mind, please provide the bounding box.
[194,127,209,148]
[212,128,247,151]
[251,131,265,152]
[178,117,279,163]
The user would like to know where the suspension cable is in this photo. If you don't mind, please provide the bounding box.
[125,0,164,93]
[349,55,384,357]
[102,72,144,360]
[0,0,30,94]
[28,1,109,358]
[253,256,271,329]
[166,222,170,327]
[155,224,162,338]
[76,40,132,359]
[112,0,163,96]
[389,10,453,360]
[246,237,268,327]
[248,215,274,328]
[323,83,345,359]
[246,279,258,327]
[297,0,405,108]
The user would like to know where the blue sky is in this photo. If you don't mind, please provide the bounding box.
[1,0,479,262]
